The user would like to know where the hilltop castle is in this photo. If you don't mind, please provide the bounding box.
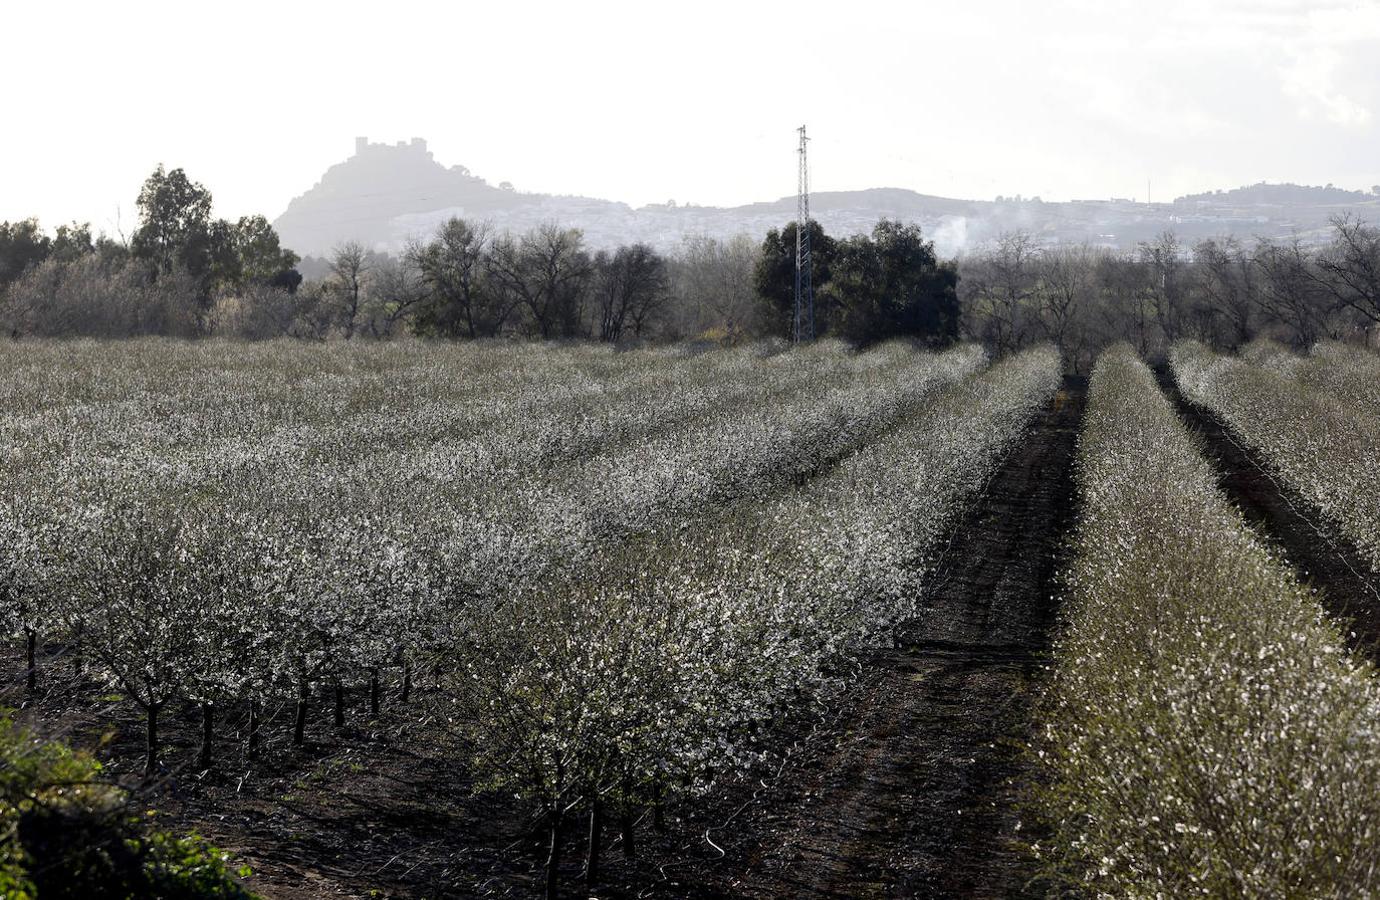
[353,136,433,160]
[273,138,1379,259]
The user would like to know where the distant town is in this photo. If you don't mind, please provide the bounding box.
[273,137,1380,260]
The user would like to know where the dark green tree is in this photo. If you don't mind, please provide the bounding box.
[231,215,300,292]
[0,219,52,289]
[1,714,260,898]
[753,220,838,338]
[206,218,243,293]
[131,166,215,279]
[50,223,95,263]
[130,168,300,302]
[833,220,960,346]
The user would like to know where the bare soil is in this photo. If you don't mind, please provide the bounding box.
[620,378,1086,899]
[6,380,1088,899]
[3,669,550,898]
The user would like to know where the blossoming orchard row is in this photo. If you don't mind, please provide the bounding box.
[1243,338,1380,421]
[0,336,1021,768]
[459,347,1062,878]
[1171,339,1380,571]
[0,337,1069,892]
[1036,345,1380,896]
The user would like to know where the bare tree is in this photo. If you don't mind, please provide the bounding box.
[1253,237,1333,348]
[593,244,667,342]
[1093,253,1154,357]
[959,231,1038,354]
[1313,215,1380,325]
[1036,245,1098,373]
[954,224,1380,361]
[1137,231,1187,345]
[329,241,369,340]
[486,225,592,339]
[667,234,761,340]
[1193,237,1256,349]
[364,253,428,338]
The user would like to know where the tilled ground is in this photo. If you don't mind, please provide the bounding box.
[1156,368,1380,660]
[633,378,1086,899]
[1,670,547,899]
[6,380,1089,900]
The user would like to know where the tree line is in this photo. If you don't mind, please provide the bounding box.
[0,166,300,338]
[5,164,1378,356]
[959,221,1380,372]
[0,167,963,346]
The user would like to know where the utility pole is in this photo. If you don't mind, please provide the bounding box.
[794,125,814,343]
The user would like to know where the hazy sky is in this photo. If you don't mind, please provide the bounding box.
[5,0,1379,233]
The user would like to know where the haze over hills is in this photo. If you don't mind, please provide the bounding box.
[273,137,1380,259]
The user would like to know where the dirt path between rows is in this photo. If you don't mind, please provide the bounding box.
[1156,368,1380,661]
[653,377,1085,900]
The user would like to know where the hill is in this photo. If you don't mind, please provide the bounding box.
[273,138,1380,258]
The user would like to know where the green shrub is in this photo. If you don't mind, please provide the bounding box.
[0,712,258,899]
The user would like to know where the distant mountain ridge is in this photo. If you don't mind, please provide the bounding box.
[273,138,1380,258]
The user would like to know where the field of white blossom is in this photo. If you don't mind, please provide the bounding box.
[1172,339,1380,571]
[1037,344,1380,897]
[0,337,1067,889]
[13,335,1380,897]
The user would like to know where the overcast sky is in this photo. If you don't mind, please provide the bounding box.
[5,0,1379,233]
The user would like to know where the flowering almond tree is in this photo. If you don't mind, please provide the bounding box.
[64,499,206,774]
[1172,339,1380,571]
[1039,345,1380,896]
[0,498,58,696]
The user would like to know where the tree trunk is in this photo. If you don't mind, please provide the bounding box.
[24,627,36,695]
[198,703,214,770]
[345,290,358,341]
[400,658,412,703]
[293,680,309,747]
[333,680,345,728]
[248,699,261,759]
[586,800,603,887]
[545,809,563,900]
[145,703,160,775]
[369,666,380,718]
[620,806,636,861]
[71,620,84,680]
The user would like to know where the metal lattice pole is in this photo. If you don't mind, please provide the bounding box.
[794,125,814,343]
